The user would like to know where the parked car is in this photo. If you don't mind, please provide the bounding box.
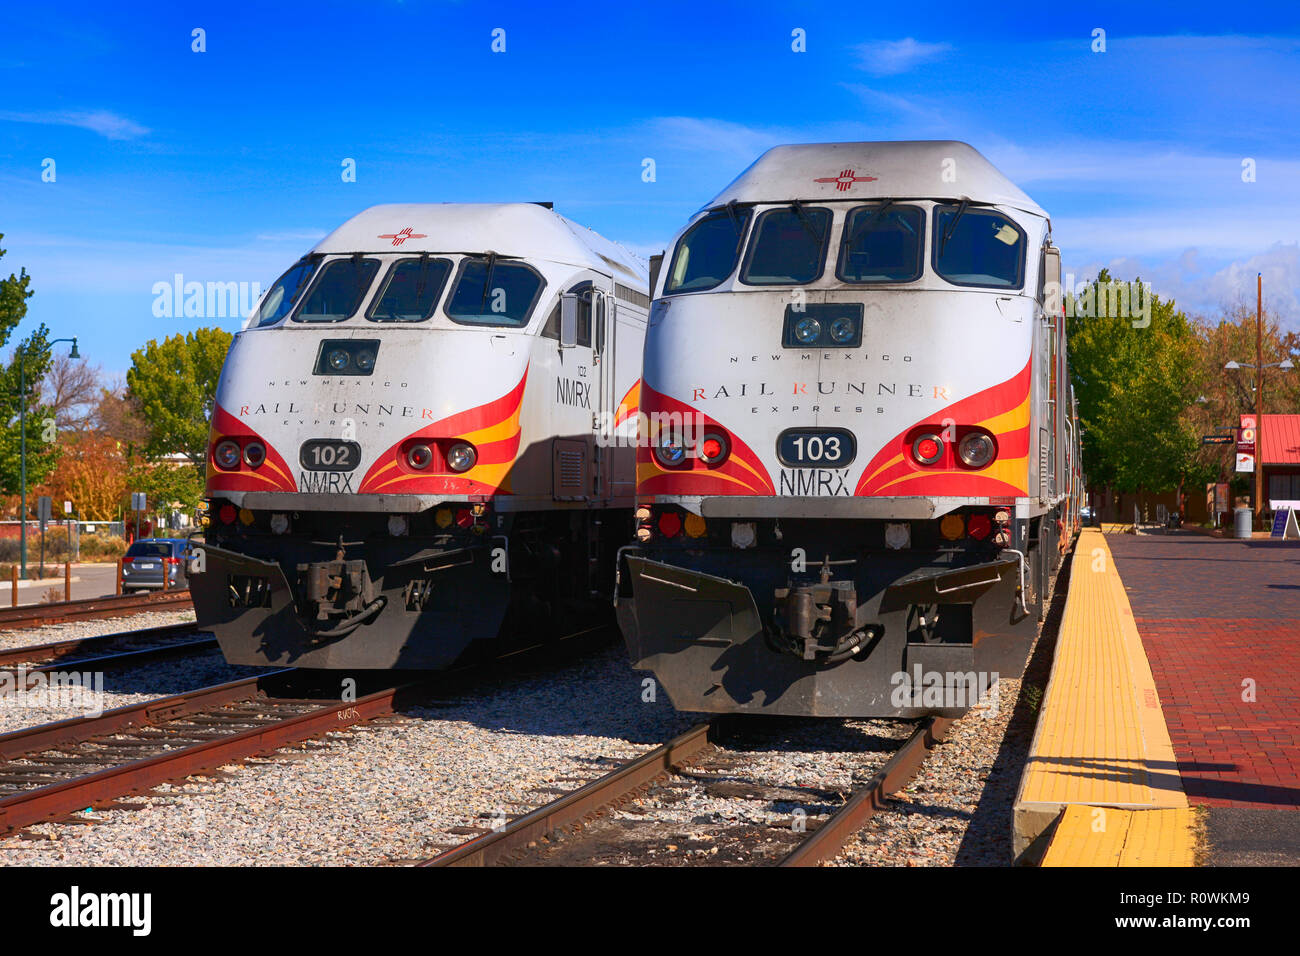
[121,538,190,592]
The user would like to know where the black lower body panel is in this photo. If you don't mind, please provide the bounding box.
[189,542,507,669]
[617,547,1035,718]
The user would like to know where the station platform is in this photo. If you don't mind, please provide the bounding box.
[1014,527,1300,865]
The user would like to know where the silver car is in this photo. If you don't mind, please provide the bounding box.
[121,538,189,592]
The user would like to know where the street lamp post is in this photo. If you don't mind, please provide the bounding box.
[1225,274,1295,528]
[19,337,80,581]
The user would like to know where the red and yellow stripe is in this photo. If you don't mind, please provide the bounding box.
[855,357,1032,498]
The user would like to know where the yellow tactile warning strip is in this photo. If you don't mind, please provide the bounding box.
[1040,805,1199,867]
[1012,528,1191,864]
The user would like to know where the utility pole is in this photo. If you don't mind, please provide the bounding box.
[1256,272,1264,527]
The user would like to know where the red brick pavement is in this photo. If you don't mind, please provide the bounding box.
[1106,531,1300,808]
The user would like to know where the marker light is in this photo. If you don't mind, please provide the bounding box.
[940,514,965,540]
[958,433,996,469]
[884,522,911,550]
[829,317,856,343]
[794,316,821,344]
[911,433,944,465]
[658,511,682,538]
[243,441,267,468]
[967,514,993,540]
[327,349,350,371]
[214,440,241,470]
[699,433,729,467]
[730,522,757,549]
[407,444,433,470]
[684,513,708,538]
[435,507,453,529]
[446,442,477,473]
[239,508,256,526]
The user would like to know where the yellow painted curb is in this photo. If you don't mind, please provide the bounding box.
[1042,805,1199,867]
[1013,528,1191,864]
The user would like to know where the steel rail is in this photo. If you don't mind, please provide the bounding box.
[0,674,419,834]
[778,715,954,867]
[0,622,201,667]
[423,721,717,866]
[0,589,193,629]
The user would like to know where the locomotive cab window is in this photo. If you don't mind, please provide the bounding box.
[837,204,924,283]
[293,256,381,322]
[541,280,593,347]
[664,208,751,294]
[446,256,545,328]
[256,257,319,327]
[932,205,1026,289]
[367,257,452,322]
[740,205,831,285]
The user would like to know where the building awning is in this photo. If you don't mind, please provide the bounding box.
[1262,414,1300,465]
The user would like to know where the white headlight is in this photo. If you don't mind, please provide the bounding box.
[387,515,409,537]
[446,442,477,472]
[270,513,289,535]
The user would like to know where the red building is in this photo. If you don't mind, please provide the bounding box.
[1263,414,1300,510]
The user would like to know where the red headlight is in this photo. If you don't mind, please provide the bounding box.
[658,511,682,538]
[968,514,992,540]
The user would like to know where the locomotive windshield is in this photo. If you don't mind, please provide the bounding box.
[932,205,1026,289]
[445,256,545,327]
[255,257,318,327]
[837,204,924,283]
[294,257,381,322]
[740,205,831,285]
[367,257,452,322]
[664,208,751,294]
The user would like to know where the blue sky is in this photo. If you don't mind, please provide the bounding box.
[2,1,1300,375]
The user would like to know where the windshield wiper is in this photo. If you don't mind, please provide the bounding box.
[846,199,896,248]
[788,201,821,242]
[939,198,970,256]
[723,200,744,234]
[477,252,498,313]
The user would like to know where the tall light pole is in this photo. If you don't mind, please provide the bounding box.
[19,336,80,581]
[1226,274,1294,527]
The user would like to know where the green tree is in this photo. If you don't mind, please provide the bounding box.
[0,236,61,499]
[1067,270,1207,497]
[125,328,233,476]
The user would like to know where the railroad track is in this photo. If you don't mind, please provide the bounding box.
[0,623,216,680]
[0,589,193,630]
[0,670,423,836]
[422,714,953,867]
[0,624,615,839]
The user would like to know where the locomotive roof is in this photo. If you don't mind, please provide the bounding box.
[313,203,648,287]
[704,141,1047,219]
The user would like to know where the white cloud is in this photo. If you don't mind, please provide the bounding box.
[0,108,149,140]
[853,38,952,76]
[254,230,329,242]
[1066,243,1300,331]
